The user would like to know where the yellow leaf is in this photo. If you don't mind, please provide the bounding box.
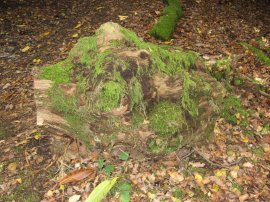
[59,184,65,191]
[96,6,104,10]
[214,169,227,177]
[194,173,203,183]
[33,58,41,64]
[118,15,128,21]
[147,192,155,199]
[235,113,241,120]
[241,136,249,143]
[212,184,219,192]
[188,191,194,197]
[21,46,30,52]
[16,178,22,184]
[72,33,79,38]
[163,41,172,45]
[74,22,82,29]
[34,132,42,140]
[40,31,50,37]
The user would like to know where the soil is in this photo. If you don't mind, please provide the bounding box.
[0,0,269,201]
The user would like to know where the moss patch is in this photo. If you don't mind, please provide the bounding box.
[98,80,126,112]
[41,60,73,84]
[149,101,184,136]
[221,96,249,126]
[150,0,183,41]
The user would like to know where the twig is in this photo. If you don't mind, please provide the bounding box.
[193,148,243,168]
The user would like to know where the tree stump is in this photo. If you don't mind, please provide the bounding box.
[34,22,226,155]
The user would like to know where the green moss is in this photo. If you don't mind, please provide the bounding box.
[121,27,198,116]
[150,0,183,41]
[68,36,97,67]
[149,101,184,136]
[251,146,264,156]
[221,96,249,125]
[129,77,144,111]
[76,74,87,93]
[240,42,270,67]
[41,60,73,84]
[233,76,243,86]
[172,188,184,200]
[48,87,91,145]
[209,58,231,81]
[261,124,270,135]
[48,86,78,115]
[131,110,144,127]
[98,81,126,112]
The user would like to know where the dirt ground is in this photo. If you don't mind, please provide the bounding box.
[0,0,269,201]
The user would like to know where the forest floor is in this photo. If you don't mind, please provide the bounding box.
[0,0,270,201]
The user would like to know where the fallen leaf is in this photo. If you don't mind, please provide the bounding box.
[33,58,41,64]
[212,184,219,192]
[16,178,22,184]
[21,46,30,52]
[59,168,95,185]
[118,15,128,21]
[74,22,82,29]
[239,193,249,202]
[40,31,50,37]
[242,162,254,168]
[163,41,172,45]
[190,162,205,168]
[230,170,238,179]
[194,173,203,184]
[72,33,79,38]
[68,195,81,202]
[45,190,54,198]
[214,169,227,177]
[7,162,17,172]
[168,170,184,183]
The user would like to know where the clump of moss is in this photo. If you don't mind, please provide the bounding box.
[150,0,183,41]
[129,77,144,111]
[209,58,231,81]
[221,96,249,125]
[98,81,126,112]
[68,36,97,67]
[121,27,198,116]
[41,60,73,84]
[149,101,184,136]
[240,42,270,67]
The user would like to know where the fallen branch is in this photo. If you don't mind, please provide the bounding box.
[193,148,244,168]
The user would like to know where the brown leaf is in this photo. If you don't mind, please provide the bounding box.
[7,162,17,172]
[59,168,95,185]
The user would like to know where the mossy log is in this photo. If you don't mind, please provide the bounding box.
[150,0,183,41]
[34,22,226,156]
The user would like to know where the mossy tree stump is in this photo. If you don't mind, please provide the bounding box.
[34,22,226,155]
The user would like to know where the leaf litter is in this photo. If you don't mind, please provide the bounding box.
[0,0,270,201]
